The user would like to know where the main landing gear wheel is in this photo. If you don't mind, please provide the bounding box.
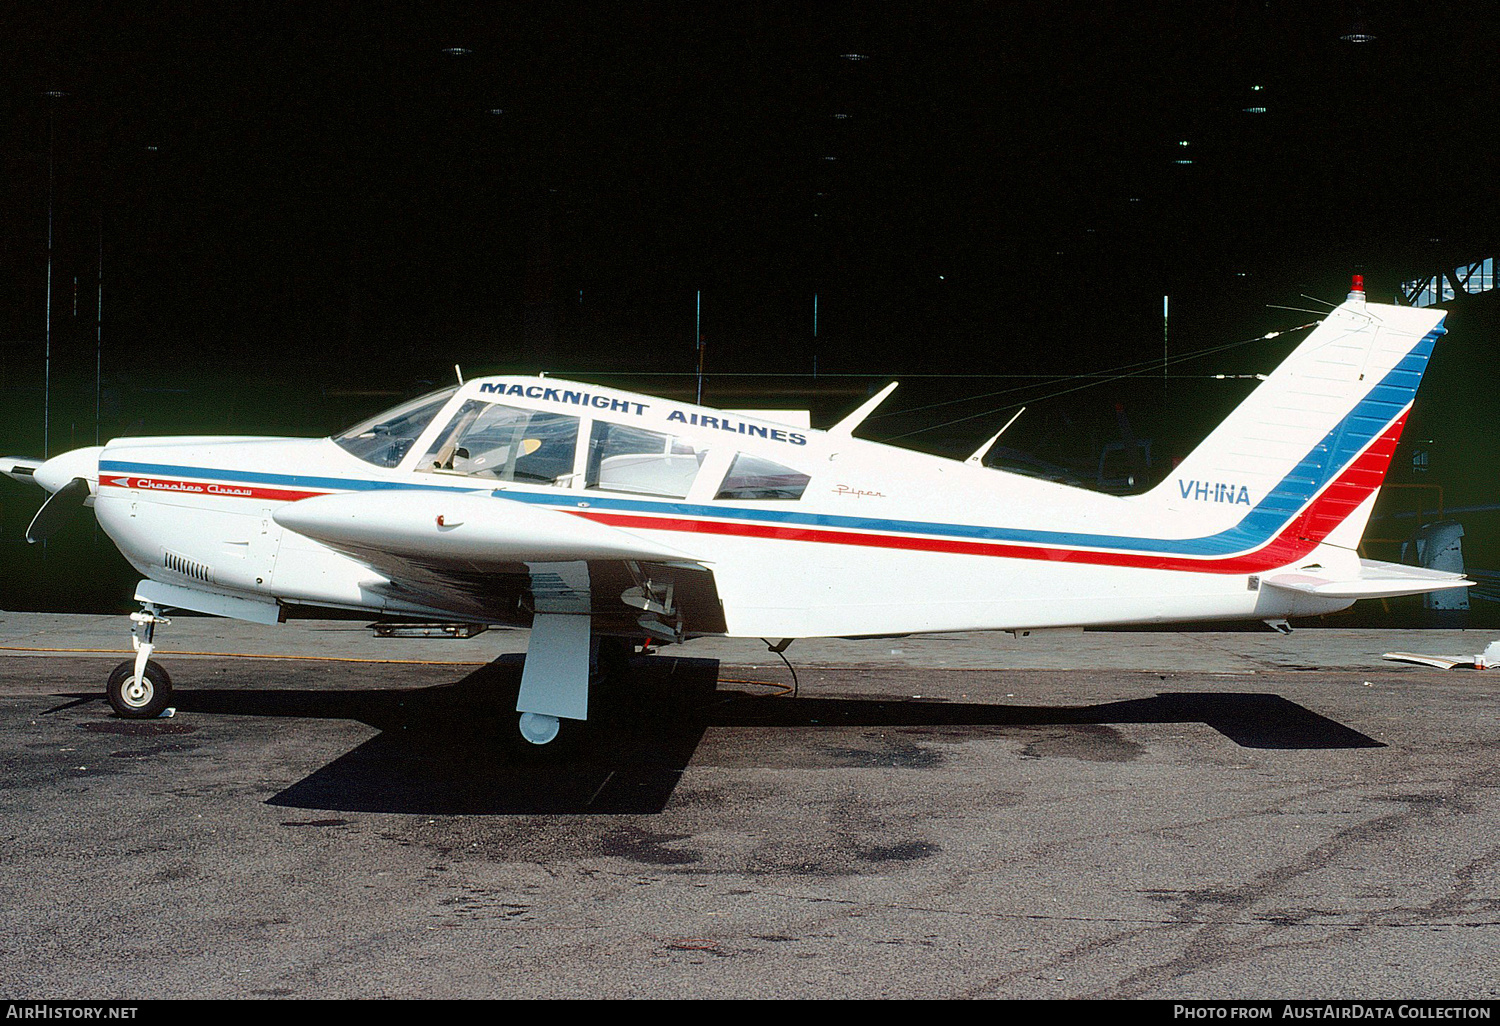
[106,659,173,719]
[518,712,561,746]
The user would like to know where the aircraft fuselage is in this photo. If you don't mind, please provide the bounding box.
[80,374,1361,638]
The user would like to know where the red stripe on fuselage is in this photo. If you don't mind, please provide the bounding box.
[572,412,1410,573]
[98,475,327,503]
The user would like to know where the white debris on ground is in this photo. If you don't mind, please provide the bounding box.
[1384,639,1500,670]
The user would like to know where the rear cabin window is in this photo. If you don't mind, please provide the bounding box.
[587,422,706,499]
[419,400,579,485]
[332,387,458,468]
[715,453,811,500]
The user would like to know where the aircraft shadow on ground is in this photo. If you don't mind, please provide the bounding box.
[141,656,1380,816]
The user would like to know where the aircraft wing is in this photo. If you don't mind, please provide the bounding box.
[272,490,726,635]
[1260,559,1471,600]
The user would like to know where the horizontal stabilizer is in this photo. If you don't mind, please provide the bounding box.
[274,489,702,566]
[1261,558,1470,600]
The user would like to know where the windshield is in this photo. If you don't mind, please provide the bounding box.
[332,387,458,467]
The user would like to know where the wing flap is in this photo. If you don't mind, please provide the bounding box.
[1261,558,1470,600]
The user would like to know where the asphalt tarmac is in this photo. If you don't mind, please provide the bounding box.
[2,614,1498,1000]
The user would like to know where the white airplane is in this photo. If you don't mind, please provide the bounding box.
[3,278,1470,743]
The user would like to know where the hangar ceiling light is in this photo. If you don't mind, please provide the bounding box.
[1340,11,1376,43]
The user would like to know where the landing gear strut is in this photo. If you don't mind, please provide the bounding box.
[106,604,174,719]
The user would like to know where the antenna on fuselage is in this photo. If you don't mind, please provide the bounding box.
[454,364,464,385]
[964,406,1026,465]
[827,381,898,439]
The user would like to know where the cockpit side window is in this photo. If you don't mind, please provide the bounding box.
[715,453,811,500]
[419,400,580,485]
[332,387,458,468]
[586,422,706,498]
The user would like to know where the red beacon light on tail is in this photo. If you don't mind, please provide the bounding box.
[1348,274,1366,302]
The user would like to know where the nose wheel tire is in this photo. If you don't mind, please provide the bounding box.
[106,659,173,719]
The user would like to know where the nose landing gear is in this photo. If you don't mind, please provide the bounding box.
[106,604,174,719]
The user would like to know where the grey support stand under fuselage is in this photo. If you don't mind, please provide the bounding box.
[515,561,593,745]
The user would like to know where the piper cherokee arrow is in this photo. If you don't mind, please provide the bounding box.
[3,278,1469,744]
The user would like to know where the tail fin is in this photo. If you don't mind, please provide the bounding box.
[1151,286,1446,553]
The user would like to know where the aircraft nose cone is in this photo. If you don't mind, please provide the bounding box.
[34,446,104,494]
